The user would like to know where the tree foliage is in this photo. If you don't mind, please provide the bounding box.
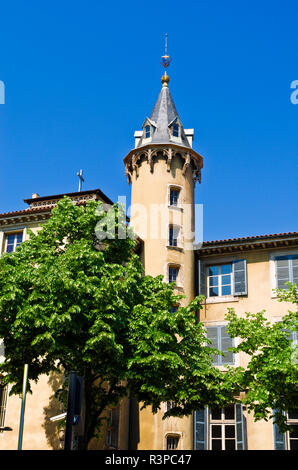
[0,197,236,448]
[226,283,298,432]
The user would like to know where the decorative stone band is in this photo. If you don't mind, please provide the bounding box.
[124,144,203,185]
[28,194,97,209]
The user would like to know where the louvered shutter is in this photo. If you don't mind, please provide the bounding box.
[220,326,234,365]
[206,326,219,365]
[233,259,247,296]
[194,408,207,450]
[235,404,245,449]
[198,259,206,296]
[275,256,290,290]
[292,255,298,286]
[273,409,286,450]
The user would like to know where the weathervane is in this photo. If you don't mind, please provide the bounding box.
[161,33,171,87]
[77,169,84,192]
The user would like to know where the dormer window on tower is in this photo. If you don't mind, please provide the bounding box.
[145,125,151,139]
[173,124,179,137]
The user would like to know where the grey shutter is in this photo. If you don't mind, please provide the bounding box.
[206,326,219,365]
[220,326,234,365]
[233,259,247,296]
[198,259,206,296]
[235,404,245,450]
[194,408,207,450]
[273,409,286,450]
[292,255,298,286]
[275,256,290,290]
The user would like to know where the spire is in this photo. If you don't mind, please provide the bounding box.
[161,33,171,87]
[136,37,191,149]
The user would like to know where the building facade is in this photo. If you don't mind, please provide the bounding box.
[0,64,297,450]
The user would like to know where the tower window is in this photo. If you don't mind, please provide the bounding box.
[169,266,179,283]
[169,188,180,207]
[173,124,179,137]
[145,125,151,138]
[169,226,179,247]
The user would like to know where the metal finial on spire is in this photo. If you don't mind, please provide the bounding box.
[77,169,84,192]
[161,33,171,87]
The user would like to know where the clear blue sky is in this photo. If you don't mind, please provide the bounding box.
[0,0,297,241]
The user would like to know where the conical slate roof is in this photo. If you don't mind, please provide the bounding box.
[137,85,190,148]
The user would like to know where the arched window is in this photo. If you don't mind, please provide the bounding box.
[145,125,151,138]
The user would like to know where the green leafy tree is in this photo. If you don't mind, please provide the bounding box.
[226,283,298,432]
[0,197,237,449]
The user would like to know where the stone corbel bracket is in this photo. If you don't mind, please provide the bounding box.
[124,144,203,185]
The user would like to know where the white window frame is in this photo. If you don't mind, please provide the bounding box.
[1,228,26,255]
[208,406,239,451]
[206,263,234,300]
[0,383,8,431]
[270,249,298,298]
[285,410,298,450]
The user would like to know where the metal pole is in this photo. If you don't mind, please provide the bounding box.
[17,364,29,450]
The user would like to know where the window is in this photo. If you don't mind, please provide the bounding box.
[273,408,298,450]
[166,401,177,411]
[169,266,179,283]
[198,259,247,297]
[170,306,178,313]
[0,383,8,431]
[145,125,150,138]
[207,264,232,297]
[287,409,298,450]
[194,405,245,450]
[169,226,179,247]
[106,407,119,449]
[210,406,238,450]
[206,325,234,365]
[169,188,180,207]
[173,124,179,137]
[5,232,23,253]
[275,255,298,289]
[166,435,179,450]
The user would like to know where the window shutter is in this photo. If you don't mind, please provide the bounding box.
[235,404,245,450]
[206,326,219,365]
[194,408,207,450]
[198,259,206,296]
[273,409,286,450]
[292,255,298,286]
[233,259,247,296]
[275,256,290,290]
[220,326,234,365]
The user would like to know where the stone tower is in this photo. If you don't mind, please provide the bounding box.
[124,57,203,450]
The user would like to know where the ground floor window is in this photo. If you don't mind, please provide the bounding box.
[194,404,245,450]
[166,435,179,450]
[274,409,298,450]
[0,383,8,431]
